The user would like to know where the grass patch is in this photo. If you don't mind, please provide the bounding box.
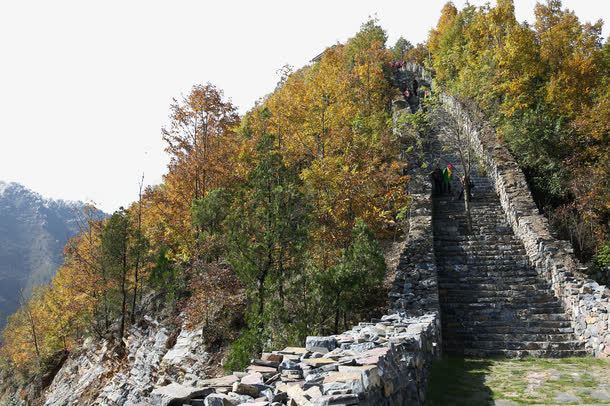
[426,357,610,405]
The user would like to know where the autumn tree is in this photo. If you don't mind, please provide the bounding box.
[161,84,240,254]
[163,84,240,202]
[428,0,609,266]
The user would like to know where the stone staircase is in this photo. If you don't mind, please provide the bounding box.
[433,165,587,357]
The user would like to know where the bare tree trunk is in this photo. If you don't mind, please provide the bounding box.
[20,290,41,364]
[333,292,341,334]
[131,174,144,324]
[119,240,128,345]
[102,266,110,331]
[463,174,473,234]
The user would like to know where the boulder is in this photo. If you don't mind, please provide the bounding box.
[306,337,337,354]
[232,382,260,398]
[227,392,254,405]
[241,372,264,385]
[151,383,213,406]
[204,393,234,406]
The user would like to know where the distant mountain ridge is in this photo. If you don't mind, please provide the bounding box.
[0,181,105,330]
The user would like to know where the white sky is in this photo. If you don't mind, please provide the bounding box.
[0,0,607,213]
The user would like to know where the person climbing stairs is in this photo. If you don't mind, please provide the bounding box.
[433,160,587,357]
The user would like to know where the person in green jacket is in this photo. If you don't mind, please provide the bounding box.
[442,163,454,194]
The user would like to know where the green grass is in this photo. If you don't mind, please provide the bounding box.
[426,357,610,405]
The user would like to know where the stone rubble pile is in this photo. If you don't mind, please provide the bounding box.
[151,313,440,406]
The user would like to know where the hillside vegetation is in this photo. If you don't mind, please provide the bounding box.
[0,181,103,332]
[425,0,609,273]
[1,0,608,395]
[0,20,408,380]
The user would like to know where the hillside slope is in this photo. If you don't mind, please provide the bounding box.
[0,181,104,330]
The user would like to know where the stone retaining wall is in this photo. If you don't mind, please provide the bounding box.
[441,94,610,357]
[389,98,440,319]
[152,313,440,406]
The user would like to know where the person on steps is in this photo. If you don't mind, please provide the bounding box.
[457,175,474,200]
[442,163,453,194]
[431,165,443,196]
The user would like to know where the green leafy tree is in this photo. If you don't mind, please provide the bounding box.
[192,188,232,261]
[101,208,130,344]
[318,218,386,333]
[224,133,308,355]
[147,246,187,309]
[392,36,413,60]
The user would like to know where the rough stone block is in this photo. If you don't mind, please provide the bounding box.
[306,336,338,354]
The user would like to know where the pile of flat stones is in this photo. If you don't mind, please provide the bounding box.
[152,313,439,406]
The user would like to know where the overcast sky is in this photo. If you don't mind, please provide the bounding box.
[0,0,607,213]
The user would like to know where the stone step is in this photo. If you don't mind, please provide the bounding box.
[435,230,520,237]
[441,312,570,323]
[437,272,549,280]
[438,283,550,290]
[438,274,539,280]
[434,241,525,248]
[434,208,508,214]
[436,268,538,276]
[436,255,529,260]
[439,297,561,306]
[439,294,558,302]
[435,204,506,209]
[443,347,590,358]
[446,332,577,343]
[434,236,522,243]
[434,213,509,220]
[439,304,564,315]
[438,292,557,300]
[434,247,526,253]
[442,339,583,352]
[441,320,573,332]
[434,244,526,251]
[438,280,544,286]
[435,253,529,258]
[438,270,535,275]
[434,217,511,223]
[434,248,527,255]
[439,289,557,298]
[437,261,530,267]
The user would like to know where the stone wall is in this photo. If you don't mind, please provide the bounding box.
[152,313,440,406]
[389,98,440,318]
[441,94,610,357]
